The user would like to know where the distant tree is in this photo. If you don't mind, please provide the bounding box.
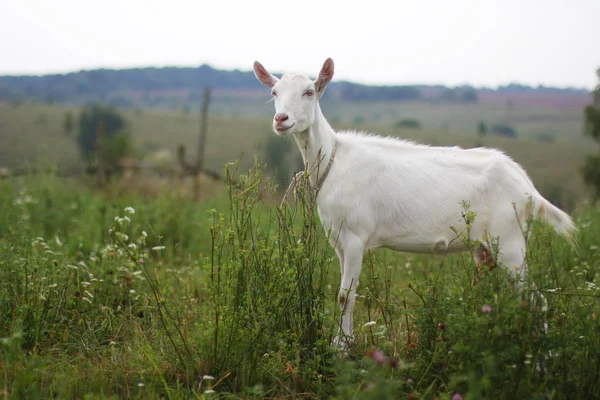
[76,104,133,175]
[439,88,457,101]
[63,111,74,137]
[535,132,555,143]
[395,119,421,129]
[477,121,487,136]
[77,104,127,160]
[104,131,134,169]
[581,68,600,199]
[490,123,517,138]
[338,82,421,101]
[461,88,478,102]
[352,115,366,126]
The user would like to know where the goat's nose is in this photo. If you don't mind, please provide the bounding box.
[274,113,289,123]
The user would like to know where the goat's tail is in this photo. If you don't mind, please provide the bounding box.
[536,195,578,246]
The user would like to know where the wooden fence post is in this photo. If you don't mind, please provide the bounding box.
[193,87,211,201]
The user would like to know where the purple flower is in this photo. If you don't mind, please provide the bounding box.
[138,258,145,263]
[481,305,492,313]
[371,350,387,365]
[452,394,464,400]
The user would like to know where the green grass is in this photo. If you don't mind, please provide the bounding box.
[0,102,594,208]
[1,162,600,399]
[150,95,589,146]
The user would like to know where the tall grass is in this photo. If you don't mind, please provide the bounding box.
[1,161,600,399]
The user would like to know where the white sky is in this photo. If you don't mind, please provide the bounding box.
[1,0,599,89]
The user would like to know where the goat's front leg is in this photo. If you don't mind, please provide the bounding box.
[335,245,344,277]
[334,235,364,349]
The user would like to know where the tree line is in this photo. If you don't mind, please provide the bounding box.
[0,64,587,107]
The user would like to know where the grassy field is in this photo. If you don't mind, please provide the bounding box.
[203,97,588,145]
[0,102,594,209]
[1,163,600,399]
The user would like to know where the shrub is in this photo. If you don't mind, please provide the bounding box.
[395,119,421,129]
[491,123,517,138]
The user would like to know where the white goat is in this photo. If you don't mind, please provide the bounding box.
[253,58,577,347]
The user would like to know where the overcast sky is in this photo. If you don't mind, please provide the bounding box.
[1,0,599,89]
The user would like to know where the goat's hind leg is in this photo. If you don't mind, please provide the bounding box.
[498,237,549,331]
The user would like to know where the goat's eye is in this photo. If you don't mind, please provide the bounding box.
[271,91,278,97]
[303,90,315,97]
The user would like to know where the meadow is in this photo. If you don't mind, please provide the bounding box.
[0,101,593,209]
[1,96,599,398]
[1,159,600,399]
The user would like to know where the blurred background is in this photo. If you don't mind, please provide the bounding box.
[1,0,599,210]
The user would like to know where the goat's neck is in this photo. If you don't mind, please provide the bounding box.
[293,103,336,187]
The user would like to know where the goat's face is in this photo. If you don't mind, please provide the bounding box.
[253,58,334,136]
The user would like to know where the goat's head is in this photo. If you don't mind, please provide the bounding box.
[253,58,334,136]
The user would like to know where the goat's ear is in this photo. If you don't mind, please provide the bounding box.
[315,58,334,94]
[253,61,279,88]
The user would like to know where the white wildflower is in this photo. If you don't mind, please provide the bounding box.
[152,246,166,251]
[202,375,215,380]
[142,231,148,237]
[137,382,144,387]
[363,321,376,328]
[115,232,129,242]
[84,290,94,298]
[124,207,135,215]
[204,390,215,394]
[128,243,137,250]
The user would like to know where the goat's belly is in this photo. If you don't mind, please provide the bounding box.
[376,236,469,255]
